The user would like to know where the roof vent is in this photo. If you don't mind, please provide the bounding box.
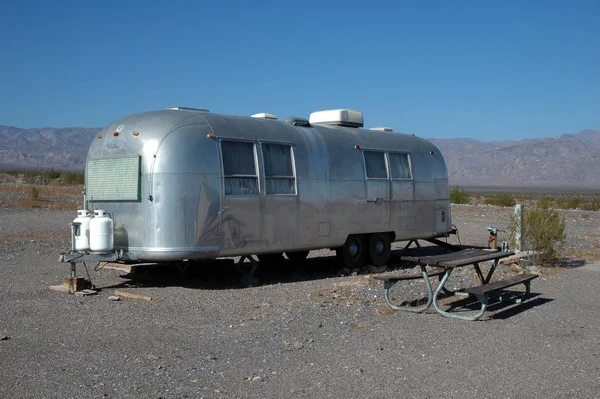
[165,107,209,112]
[309,109,364,128]
[251,112,278,120]
[285,116,311,127]
[369,126,394,132]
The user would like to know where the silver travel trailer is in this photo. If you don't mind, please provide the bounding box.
[80,107,452,268]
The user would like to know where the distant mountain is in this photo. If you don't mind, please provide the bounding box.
[558,129,600,150]
[0,125,99,171]
[430,129,600,188]
[1,124,599,188]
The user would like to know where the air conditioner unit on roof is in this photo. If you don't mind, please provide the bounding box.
[309,109,364,128]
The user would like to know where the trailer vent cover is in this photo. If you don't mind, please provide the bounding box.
[309,109,364,128]
[285,116,311,127]
[251,113,278,120]
[165,107,209,112]
[369,126,394,132]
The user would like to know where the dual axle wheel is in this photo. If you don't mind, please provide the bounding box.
[336,232,391,269]
[256,233,391,269]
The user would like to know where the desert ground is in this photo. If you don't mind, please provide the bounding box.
[1,177,599,398]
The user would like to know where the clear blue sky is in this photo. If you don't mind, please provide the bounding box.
[1,0,598,140]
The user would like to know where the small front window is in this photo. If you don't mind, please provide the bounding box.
[262,143,296,194]
[221,140,258,195]
[364,151,388,179]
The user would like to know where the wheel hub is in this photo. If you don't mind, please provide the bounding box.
[348,241,359,257]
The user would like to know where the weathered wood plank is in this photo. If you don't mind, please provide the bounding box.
[462,274,538,296]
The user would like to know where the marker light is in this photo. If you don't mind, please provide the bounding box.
[97,134,103,139]
[132,131,140,136]
[429,150,435,155]
[355,145,360,149]
[207,132,215,139]
[113,132,119,137]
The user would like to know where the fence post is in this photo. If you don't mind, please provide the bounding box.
[513,204,524,251]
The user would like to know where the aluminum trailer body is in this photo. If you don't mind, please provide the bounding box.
[84,108,452,266]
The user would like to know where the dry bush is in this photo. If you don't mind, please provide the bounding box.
[485,193,516,207]
[450,186,471,204]
[513,198,566,266]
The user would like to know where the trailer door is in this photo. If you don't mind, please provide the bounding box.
[389,152,415,234]
[363,150,391,229]
[219,140,261,254]
[389,152,414,201]
[260,142,299,250]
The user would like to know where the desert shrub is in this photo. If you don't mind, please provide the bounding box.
[44,169,61,180]
[485,193,516,207]
[31,187,40,200]
[514,198,566,266]
[554,196,600,211]
[556,196,582,210]
[60,171,85,184]
[449,186,471,204]
[581,199,600,212]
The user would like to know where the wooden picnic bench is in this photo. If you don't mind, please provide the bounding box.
[375,248,538,321]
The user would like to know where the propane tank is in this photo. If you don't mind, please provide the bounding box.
[89,210,114,252]
[73,210,92,251]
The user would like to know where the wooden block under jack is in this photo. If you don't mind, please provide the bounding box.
[63,276,90,292]
[49,277,92,294]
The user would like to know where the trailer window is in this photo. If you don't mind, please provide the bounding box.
[262,143,296,195]
[389,153,412,179]
[364,151,388,179]
[221,141,258,195]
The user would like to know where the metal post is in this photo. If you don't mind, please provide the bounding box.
[513,204,524,251]
[70,222,81,279]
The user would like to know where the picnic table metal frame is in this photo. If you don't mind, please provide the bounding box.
[379,266,445,313]
[396,248,516,321]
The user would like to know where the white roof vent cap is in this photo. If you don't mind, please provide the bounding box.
[165,106,209,112]
[251,112,278,120]
[370,126,394,132]
[309,109,364,128]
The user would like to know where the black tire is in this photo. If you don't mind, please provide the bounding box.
[257,253,285,265]
[285,250,310,263]
[336,235,367,268]
[368,233,391,266]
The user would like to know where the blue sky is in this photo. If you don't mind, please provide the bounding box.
[1,0,598,140]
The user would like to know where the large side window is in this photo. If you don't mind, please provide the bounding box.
[262,143,296,195]
[389,152,412,179]
[221,140,258,195]
[364,150,388,179]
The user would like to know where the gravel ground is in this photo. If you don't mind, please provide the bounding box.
[1,187,599,398]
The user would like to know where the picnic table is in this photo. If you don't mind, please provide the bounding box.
[375,248,537,321]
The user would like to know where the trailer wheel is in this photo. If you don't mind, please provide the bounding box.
[336,235,366,268]
[285,250,310,263]
[368,233,391,266]
[257,253,285,265]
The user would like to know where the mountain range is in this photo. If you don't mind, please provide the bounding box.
[1,125,599,188]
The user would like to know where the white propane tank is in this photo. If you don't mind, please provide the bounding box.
[73,209,92,251]
[89,210,114,252]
